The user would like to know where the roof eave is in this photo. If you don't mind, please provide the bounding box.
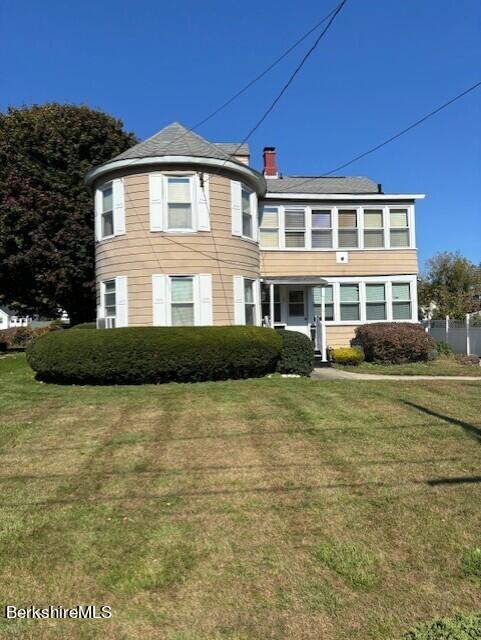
[263,192,426,200]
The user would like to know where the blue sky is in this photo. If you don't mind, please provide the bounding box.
[2,0,480,268]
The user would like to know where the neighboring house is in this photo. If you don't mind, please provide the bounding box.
[85,122,424,359]
[0,307,31,329]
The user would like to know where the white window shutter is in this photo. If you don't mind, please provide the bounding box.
[231,180,242,236]
[97,281,105,325]
[197,274,213,325]
[152,274,168,326]
[253,279,261,325]
[115,276,128,327]
[195,173,210,231]
[250,191,258,241]
[149,174,164,231]
[233,275,245,325]
[113,179,125,235]
[95,189,102,241]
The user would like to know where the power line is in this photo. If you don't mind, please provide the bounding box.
[284,79,481,191]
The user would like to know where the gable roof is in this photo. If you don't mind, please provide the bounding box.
[112,122,247,163]
[215,142,250,156]
[265,176,380,194]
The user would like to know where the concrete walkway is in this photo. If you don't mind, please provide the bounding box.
[311,367,481,381]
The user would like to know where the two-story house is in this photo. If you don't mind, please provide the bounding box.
[85,122,424,359]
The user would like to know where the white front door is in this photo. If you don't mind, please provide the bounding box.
[285,287,310,337]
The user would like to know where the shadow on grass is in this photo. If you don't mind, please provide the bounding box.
[403,401,481,444]
[426,476,481,486]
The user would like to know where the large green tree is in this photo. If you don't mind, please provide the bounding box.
[418,251,481,319]
[0,103,136,324]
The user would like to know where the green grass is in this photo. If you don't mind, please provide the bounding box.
[0,354,480,639]
[335,357,481,376]
[461,548,481,579]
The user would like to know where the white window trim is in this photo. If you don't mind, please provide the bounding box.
[233,276,261,326]
[240,187,257,241]
[259,202,416,251]
[167,274,196,326]
[96,179,125,242]
[164,174,197,233]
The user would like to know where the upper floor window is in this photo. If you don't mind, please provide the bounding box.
[100,184,114,238]
[338,210,358,248]
[259,206,279,248]
[242,187,254,238]
[363,209,384,248]
[285,208,305,248]
[389,208,409,247]
[170,276,194,325]
[167,177,193,231]
[311,210,332,248]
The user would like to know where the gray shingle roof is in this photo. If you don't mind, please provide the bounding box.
[111,122,247,163]
[215,143,250,156]
[265,176,379,194]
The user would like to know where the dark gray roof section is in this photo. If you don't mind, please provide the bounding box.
[215,143,250,156]
[265,176,380,194]
[111,122,247,163]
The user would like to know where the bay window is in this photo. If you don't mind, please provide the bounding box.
[311,210,332,248]
[170,276,194,326]
[363,209,384,248]
[167,177,193,230]
[259,206,279,248]
[392,283,412,319]
[366,283,386,320]
[285,208,305,248]
[340,284,360,321]
[389,208,410,247]
[338,210,358,248]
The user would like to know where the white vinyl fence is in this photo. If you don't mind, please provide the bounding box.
[425,315,481,356]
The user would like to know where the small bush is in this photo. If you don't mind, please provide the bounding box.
[330,346,364,366]
[436,341,454,357]
[461,548,481,578]
[27,326,283,385]
[401,612,481,639]
[354,323,435,364]
[455,354,480,366]
[71,322,97,330]
[0,326,34,349]
[275,330,314,376]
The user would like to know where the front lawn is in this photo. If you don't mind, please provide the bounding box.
[334,357,481,376]
[0,354,480,639]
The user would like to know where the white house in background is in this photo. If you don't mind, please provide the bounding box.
[0,307,31,329]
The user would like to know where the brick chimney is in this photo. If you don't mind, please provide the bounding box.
[263,146,278,178]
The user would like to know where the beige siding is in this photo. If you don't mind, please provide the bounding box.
[326,326,358,348]
[96,173,260,326]
[260,249,418,277]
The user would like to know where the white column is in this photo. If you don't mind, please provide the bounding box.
[445,314,449,343]
[321,286,327,362]
[466,313,471,356]
[269,283,275,328]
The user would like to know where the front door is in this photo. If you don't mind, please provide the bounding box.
[285,287,310,337]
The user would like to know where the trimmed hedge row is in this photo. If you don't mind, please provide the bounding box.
[354,322,435,364]
[275,330,314,376]
[27,326,287,384]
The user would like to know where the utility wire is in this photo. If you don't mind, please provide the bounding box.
[284,79,481,191]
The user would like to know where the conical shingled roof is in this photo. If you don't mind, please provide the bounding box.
[112,122,245,163]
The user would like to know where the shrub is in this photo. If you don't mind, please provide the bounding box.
[330,346,364,366]
[275,330,314,376]
[354,323,435,364]
[71,322,96,330]
[436,340,454,357]
[401,612,481,639]
[26,326,283,385]
[455,354,480,366]
[0,326,34,349]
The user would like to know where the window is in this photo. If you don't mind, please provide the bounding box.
[167,177,192,230]
[366,283,386,320]
[244,279,256,325]
[363,209,384,248]
[288,290,305,317]
[170,276,194,326]
[100,184,114,238]
[313,285,334,321]
[285,208,305,248]
[389,208,410,247]
[104,280,116,319]
[259,206,279,248]
[338,210,358,248]
[392,283,412,320]
[242,187,253,238]
[261,284,281,322]
[311,210,332,248]
[340,284,360,321]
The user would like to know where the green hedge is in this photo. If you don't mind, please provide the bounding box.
[71,322,96,330]
[401,612,481,639]
[26,326,283,385]
[275,330,314,376]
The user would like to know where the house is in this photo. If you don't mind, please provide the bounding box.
[85,122,424,359]
[0,307,31,329]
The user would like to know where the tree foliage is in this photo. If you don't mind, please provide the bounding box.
[418,252,481,319]
[0,103,136,323]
